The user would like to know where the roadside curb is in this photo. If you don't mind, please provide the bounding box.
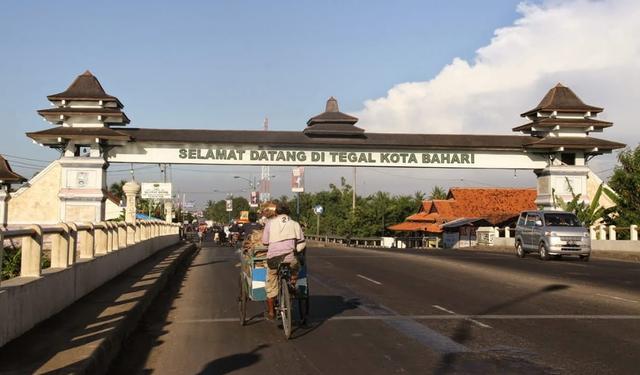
[0,241,198,374]
[83,242,198,375]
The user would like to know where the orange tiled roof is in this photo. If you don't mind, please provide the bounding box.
[389,187,536,233]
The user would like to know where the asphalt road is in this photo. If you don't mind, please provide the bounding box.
[109,242,640,374]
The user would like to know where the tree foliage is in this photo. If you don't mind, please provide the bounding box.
[555,178,615,226]
[428,185,447,200]
[606,145,640,228]
[204,196,250,223]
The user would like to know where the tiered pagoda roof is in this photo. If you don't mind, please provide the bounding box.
[0,155,26,184]
[304,97,364,137]
[515,84,607,133]
[38,70,129,126]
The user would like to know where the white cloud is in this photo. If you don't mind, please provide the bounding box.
[357,0,640,153]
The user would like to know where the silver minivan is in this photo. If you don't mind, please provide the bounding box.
[514,211,591,261]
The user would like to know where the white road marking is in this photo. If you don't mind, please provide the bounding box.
[173,314,640,324]
[433,305,492,328]
[596,293,639,304]
[357,274,383,285]
[433,305,456,315]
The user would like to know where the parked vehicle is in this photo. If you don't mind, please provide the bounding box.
[514,211,591,261]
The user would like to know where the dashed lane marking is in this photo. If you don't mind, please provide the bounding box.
[433,305,492,328]
[357,274,383,285]
[595,293,639,304]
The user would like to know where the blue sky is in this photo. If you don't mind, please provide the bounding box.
[4,0,636,206]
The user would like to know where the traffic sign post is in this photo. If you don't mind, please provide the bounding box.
[313,204,323,236]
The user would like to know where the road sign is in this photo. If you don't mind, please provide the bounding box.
[225,199,233,212]
[141,182,172,199]
[313,205,324,215]
[291,167,304,193]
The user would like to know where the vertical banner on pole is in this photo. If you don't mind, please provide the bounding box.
[225,199,233,212]
[291,167,304,193]
[250,191,259,207]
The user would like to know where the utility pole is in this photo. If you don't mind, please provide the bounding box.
[352,167,356,211]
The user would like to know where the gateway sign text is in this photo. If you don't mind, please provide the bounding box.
[178,148,475,166]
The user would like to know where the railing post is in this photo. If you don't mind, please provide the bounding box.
[79,223,95,259]
[504,227,510,238]
[21,225,43,277]
[51,224,71,269]
[67,223,78,265]
[598,224,607,240]
[0,231,3,286]
[608,225,617,241]
[631,224,638,241]
[105,222,114,252]
[135,221,141,243]
[118,223,127,248]
[127,223,135,244]
[95,222,108,255]
[589,225,597,240]
[111,222,120,250]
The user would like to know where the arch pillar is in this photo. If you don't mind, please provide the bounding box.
[123,180,141,224]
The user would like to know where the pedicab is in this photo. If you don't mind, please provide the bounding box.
[238,242,309,339]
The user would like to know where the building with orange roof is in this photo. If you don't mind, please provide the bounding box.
[387,187,537,247]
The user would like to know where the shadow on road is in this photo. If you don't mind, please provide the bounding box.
[434,283,570,374]
[106,246,200,374]
[196,344,268,375]
[291,294,361,339]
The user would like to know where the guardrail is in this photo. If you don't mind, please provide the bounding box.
[306,234,440,249]
[490,224,639,241]
[1,220,180,284]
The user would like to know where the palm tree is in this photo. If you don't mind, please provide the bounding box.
[429,185,447,200]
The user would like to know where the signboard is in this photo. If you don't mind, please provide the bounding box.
[250,191,259,207]
[239,210,249,223]
[108,144,549,170]
[141,183,172,199]
[184,201,195,209]
[225,199,233,212]
[291,167,304,193]
[313,205,324,215]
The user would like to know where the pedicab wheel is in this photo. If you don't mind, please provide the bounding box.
[279,281,292,339]
[238,275,247,326]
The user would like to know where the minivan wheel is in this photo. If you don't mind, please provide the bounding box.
[539,243,550,261]
[580,254,590,262]
[515,242,525,258]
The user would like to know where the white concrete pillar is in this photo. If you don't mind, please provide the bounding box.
[0,185,9,228]
[598,224,607,240]
[504,227,510,238]
[21,225,43,277]
[123,180,140,224]
[106,222,114,252]
[494,227,500,238]
[50,224,71,269]
[608,225,617,241]
[164,200,173,223]
[589,225,597,240]
[0,232,4,285]
[111,222,120,250]
[631,225,638,241]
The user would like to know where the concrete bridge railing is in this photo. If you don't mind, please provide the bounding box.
[0,220,180,348]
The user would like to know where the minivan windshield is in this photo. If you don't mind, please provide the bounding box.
[543,213,582,227]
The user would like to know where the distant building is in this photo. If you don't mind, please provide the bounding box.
[387,187,537,247]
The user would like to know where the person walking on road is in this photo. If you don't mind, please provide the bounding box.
[261,202,305,320]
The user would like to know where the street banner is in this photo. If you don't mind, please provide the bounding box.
[239,210,249,223]
[141,182,172,199]
[291,167,304,193]
[250,191,259,207]
[225,199,233,212]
